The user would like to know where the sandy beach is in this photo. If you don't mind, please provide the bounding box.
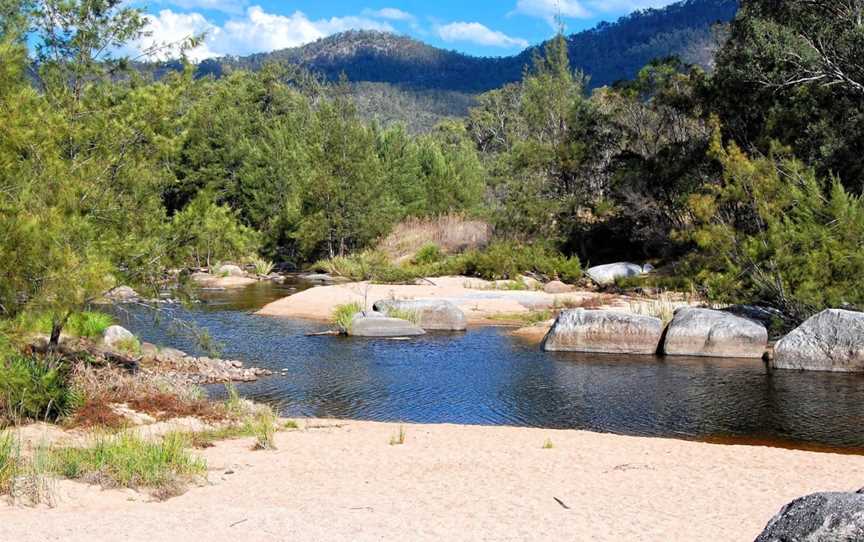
[256,276,676,325]
[2,419,861,541]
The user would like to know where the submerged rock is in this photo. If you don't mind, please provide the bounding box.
[586,262,649,286]
[773,309,864,372]
[373,299,467,331]
[102,325,135,349]
[349,312,426,338]
[663,307,768,359]
[542,309,663,355]
[755,491,864,542]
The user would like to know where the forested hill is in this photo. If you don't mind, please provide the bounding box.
[195,0,738,93]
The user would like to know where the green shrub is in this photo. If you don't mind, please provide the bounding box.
[332,302,363,333]
[460,241,582,282]
[248,256,275,276]
[0,355,81,422]
[413,243,444,265]
[50,432,206,493]
[23,311,114,339]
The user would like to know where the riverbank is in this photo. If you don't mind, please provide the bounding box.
[2,419,861,541]
[256,275,691,326]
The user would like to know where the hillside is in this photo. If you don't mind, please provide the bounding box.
[203,0,737,93]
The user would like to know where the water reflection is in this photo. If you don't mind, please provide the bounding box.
[116,283,864,450]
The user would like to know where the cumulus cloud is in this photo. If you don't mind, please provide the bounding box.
[134,6,395,61]
[436,22,528,48]
[362,7,415,21]
[513,0,679,26]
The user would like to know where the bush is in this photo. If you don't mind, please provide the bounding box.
[460,241,582,282]
[413,243,444,265]
[0,355,81,422]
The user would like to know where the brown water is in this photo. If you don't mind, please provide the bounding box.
[116,281,864,451]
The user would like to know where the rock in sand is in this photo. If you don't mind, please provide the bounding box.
[755,491,864,542]
[586,262,650,286]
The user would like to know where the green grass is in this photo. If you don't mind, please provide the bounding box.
[487,310,553,325]
[0,355,82,423]
[248,256,275,276]
[49,432,206,494]
[23,311,115,339]
[412,243,444,265]
[384,307,422,325]
[542,438,555,449]
[389,426,407,446]
[112,337,142,356]
[0,432,20,494]
[332,302,363,333]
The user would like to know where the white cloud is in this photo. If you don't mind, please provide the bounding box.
[134,6,395,61]
[362,7,415,21]
[436,22,528,49]
[513,0,679,26]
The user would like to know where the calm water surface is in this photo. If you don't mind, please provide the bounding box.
[117,282,864,450]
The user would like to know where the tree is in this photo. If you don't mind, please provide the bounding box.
[686,124,864,322]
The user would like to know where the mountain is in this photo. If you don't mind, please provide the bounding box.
[202,0,738,93]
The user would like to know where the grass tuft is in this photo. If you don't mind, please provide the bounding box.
[248,256,275,276]
[389,425,407,446]
[542,438,555,449]
[332,302,363,334]
[49,432,206,497]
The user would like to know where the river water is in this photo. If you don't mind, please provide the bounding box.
[116,282,864,450]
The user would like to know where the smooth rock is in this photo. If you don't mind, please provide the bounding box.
[373,299,467,331]
[217,264,245,277]
[140,342,159,358]
[102,325,135,349]
[544,280,575,294]
[663,307,768,359]
[586,262,647,286]
[104,286,140,303]
[773,309,864,372]
[349,312,426,338]
[542,309,663,355]
[755,491,864,542]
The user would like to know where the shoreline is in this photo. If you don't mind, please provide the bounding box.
[3,418,862,541]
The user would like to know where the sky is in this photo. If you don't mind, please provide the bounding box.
[128,0,683,61]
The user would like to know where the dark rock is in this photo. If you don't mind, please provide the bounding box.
[755,491,864,542]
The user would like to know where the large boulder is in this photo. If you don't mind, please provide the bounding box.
[663,307,768,359]
[542,309,663,355]
[586,262,651,286]
[373,299,467,331]
[755,491,864,542]
[349,312,426,338]
[102,325,136,349]
[773,309,864,372]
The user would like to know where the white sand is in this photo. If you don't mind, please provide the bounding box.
[3,420,862,541]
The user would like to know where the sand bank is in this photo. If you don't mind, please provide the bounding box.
[256,276,650,324]
[3,419,861,541]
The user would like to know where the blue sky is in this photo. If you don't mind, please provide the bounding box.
[130,1,682,60]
